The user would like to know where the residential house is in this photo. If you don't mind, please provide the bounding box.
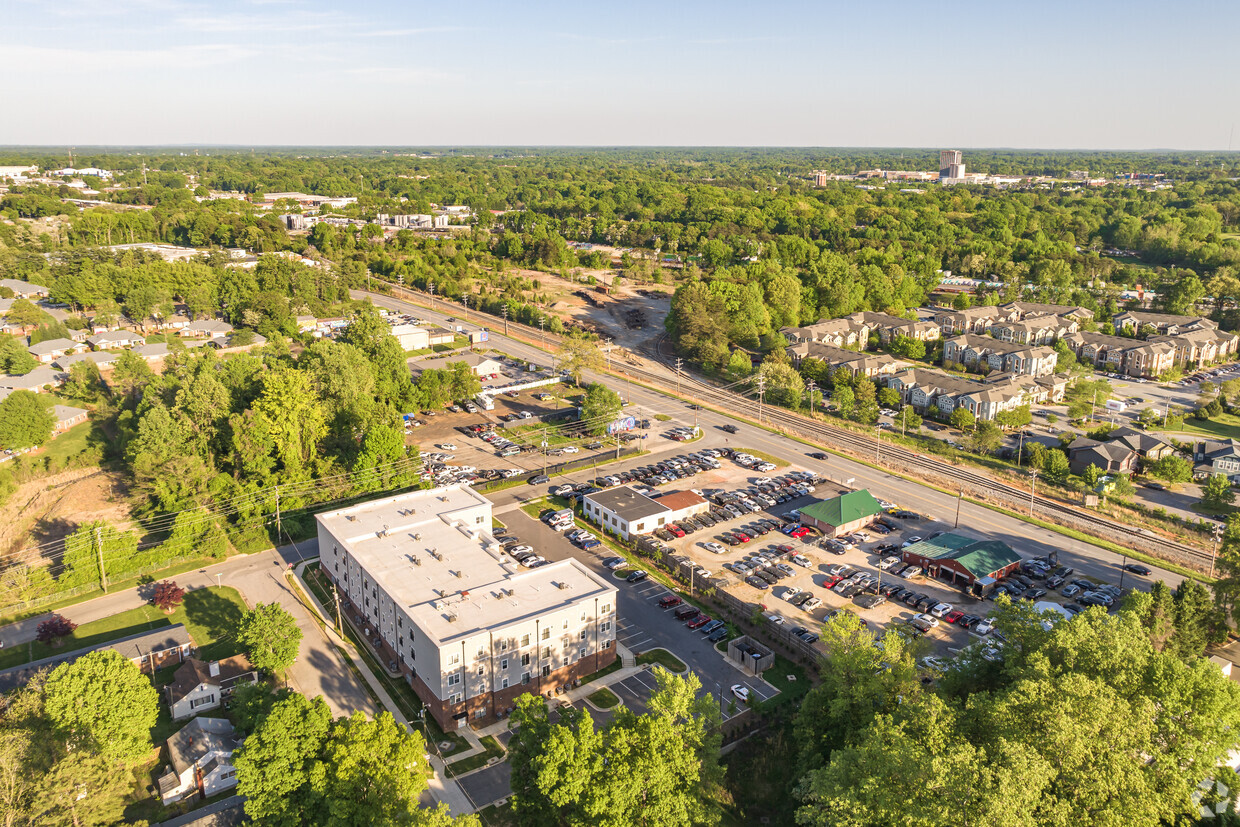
[1107,426,1174,464]
[0,367,68,393]
[884,368,981,417]
[989,315,1079,345]
[797,490,884,538]
[411,352,504,378]
[941,333,1057,377]
[1193,439,1240,482]
[134,343,172,362]
[900,533,1022,596]
[883,368,1065,420]
[847,311,941,344]
[932,305,1014,336]
[1068,438,1138,476]
[779,316,871,348]
[157,718,241,805]
[1114,311,1216,336]
[785,341,897,379]
[1061,331,1176,378]
[166,656,258,720]
[0,624,194,694]
[0,279,50,299]
[26,337,78,364]
[53,351,119,372]
[180,319,235,339]
[87,330,146,349]
[52,405,88,433]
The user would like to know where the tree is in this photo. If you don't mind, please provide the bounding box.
[726,348,753,377]
[1044,448,1071,482]
[949,406,975,431]
[832,385,855,419]
[151,580,186,613]
[0,335,37,375]
[1053,339,1079,373]
[557,337,604,386]
[580,382,622,435]
[252,367,327,474]
[965,421,1003,455]
[24,751,129,827]
[0,390,55,450]
[238,602,303,674]
[895,406,922,434]
[43,650,159,761]
[1202,473,1236,511]
[852,378,879,424]
[994,404,1032,430]
[35,614,77,646]
[1147,454,1192,484]
[5,299,50,329]
[235,693,333,825]
[60,360,104,403]
[353,423,418,494]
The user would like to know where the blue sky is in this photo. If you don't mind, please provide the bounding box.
[1,0,1236,148]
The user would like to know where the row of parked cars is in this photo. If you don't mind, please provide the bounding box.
[660,597,732,642]
[494,530,551,568]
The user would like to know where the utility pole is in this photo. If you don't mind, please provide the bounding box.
[1017,430,1025,467]
[1028,469,1038,516]
[429,283,436,309]
[332,584,343,633]
[542,426,549,476]
[954,490,964,528]
[807,379,817,415]
[274,485,282,541]
[1211,524,1225,578]
[674,357,683,396]
[756,374,765,423]
[875,426,881,463]
[539,318,546,350]
[502,305,509,336]
[95,525,107,592]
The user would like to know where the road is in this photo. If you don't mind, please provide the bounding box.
[357,289,1191,592]
[0,540,377,720]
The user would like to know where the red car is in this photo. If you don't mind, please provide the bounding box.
[944,610,965,624]
[733,532,752,543]
[788,527,811,539]
[686,614,712,630]
[773,544,795,555]
[668,525,686,538]
[658,595,683,609]
[821,575,842,589]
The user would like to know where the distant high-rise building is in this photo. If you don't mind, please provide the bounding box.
[813,171,829,186]
[939,150,965,184]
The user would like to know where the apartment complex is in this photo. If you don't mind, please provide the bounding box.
[883,367,1067,421]
[941,334,1057,377]
[1061,331,1176,378]
[780,311,938,349]
[784,341,898,379]
[316,486,618,730]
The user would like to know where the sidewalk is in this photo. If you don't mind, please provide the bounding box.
[290,562,476,817]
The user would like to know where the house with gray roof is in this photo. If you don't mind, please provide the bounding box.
[157,717,241,804]
[180,319,234,339]
[53,351,119,371]
[0,279,49,298]
[785,341,897,379]
[0,624,194,695]
[87,330,146,349]
[1193,439,1240,482]
[941,333,1057,377]
[26,337,78,363]
[0,366,67,392]
[1068,438,1138,476]
[52,405,88,433]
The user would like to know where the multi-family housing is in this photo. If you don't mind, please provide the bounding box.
[1113,311,1216,336]
[784,341,898,379]
[1193,439,1240,483]
[988,315,1080,346]
[316,485,618,731]
[781,311,938,349]
[941,333,1057,377]
[1108,311,1239,368]
[1061,331,1177,378]
[882,368,1067,421]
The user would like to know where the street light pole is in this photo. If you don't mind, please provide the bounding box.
[1017,430,1025,467]
[875,426,881,463]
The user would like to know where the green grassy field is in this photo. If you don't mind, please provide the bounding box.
[636,649,687,672]
[40,420,95,465]
[0,586,247,671]
[588,687,621,709]
[1162,412,1240,442]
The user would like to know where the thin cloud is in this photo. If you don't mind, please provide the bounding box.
[359,26,466,37]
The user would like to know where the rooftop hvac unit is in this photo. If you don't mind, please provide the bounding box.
[556,581,570,590]
[446,613,458,623]
[502,588,514,596]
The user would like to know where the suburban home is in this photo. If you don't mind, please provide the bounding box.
[87,330,146,349]
[785,341,897,378]
[796,490,883,538]
[411,352,504,378]
[0,624,194,695]
[1067,438,1138,476]
[180,319,235,339]
[0,367,68,393]
[134,342,172,362]
[53,351,119,372]
[26,337,78,364]
[899,533,1022,597]
[941,333,1057,377]
[0,279,50,299]
[1114,311,1216,337]
[1107,426,1174,463]
[583,486,671,540]
[166,656,258,720]
[988,315,1079,346]
[157,313,193,332]
[1193,439,1240,482]
[52,405,88,433]
[157,718,241,805]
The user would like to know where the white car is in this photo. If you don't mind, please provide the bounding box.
[929,602,953,618]
[554,485,574,497]
[730,684,751,703]
[509,545,534,555]
[919,656,948,671]
[783,586,802,601]
[791,554,812,567]
[561,446,580,454]
[756,462,776,472]
[519,556,546,567]
[765,613,785,626]
[912,613,940,628]
[704,542,727,554]
[878,556,901,570]
[973,619,995,636]
[438,443,457,451]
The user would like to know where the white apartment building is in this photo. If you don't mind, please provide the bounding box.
[316,485,618,730]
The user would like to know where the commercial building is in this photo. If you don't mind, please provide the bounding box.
[899,533,1022,596]
[316,486,618,731]
[412,352,504,378]
[651,490,710,521]
[583,486,672,540]
[939,150,966,184]
[796,490,883,538]
[390,323,430,351]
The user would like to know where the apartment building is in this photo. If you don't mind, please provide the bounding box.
[848,311,941,344]
[316,485,618,731]
[779,317,871,348]
[1061,331,1176,378]
[988,315,1079,346]
[933,305,1013,336]
[1150,327,1239,367]
[785,341,897,379]
[941,333,1057,377]
[1000,302,1094,324]
[883,368,1065,420]
[1113,311,1216,336]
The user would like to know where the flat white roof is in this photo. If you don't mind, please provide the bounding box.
[316,485,615,647]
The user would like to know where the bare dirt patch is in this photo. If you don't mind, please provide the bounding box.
[0,468,135,555]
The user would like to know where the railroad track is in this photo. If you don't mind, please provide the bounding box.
[364,285,1213,569]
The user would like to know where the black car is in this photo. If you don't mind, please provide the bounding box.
[745,575,770,590]
[626,570,649,583]
[1024,588,1047,600]
[721,424,739,434]
[808,452,829,460]
[529,474,550,485]
[707,626,731,642]
[1123,563,1152,576]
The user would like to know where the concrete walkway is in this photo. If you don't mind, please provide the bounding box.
[289,562,476,817]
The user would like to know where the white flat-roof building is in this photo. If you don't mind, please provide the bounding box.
[582,486,673,540]
[316,485,618,730]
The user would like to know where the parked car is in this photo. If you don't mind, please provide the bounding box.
[626,570,649,583]
[658,595,683,609]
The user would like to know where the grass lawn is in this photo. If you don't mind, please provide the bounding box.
[40,420,95,465]
[1191,502,1239,518]
[759,655,810,708]
[636,648,686,672]
[588,687,620,709]
[739,448,789,468]
[579,657,623,684]
[446,734,505,775]
[0,586,246,671]
[1163,413,1240,442]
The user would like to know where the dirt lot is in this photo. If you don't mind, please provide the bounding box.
[0,468,134,555]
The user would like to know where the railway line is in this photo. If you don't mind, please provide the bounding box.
[363,284,1215,571]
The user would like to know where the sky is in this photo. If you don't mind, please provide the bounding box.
[1,0,1237,149]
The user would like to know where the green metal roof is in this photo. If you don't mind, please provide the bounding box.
[903,533,1022,578]
[798,490,882,527]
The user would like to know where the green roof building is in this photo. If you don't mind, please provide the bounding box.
[900,532,1022,595]
[798,490,883,537]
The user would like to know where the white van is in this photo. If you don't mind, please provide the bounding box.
[548,509,575,531]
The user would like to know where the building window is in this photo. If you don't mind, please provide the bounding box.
[449,693,463,704]
[562,619,569,629]
[522,672,531,684]
[601,603,611,614]
[410,648,416,661]
[449,653,460,665]
[542,628,550,641]
[522,634,530,646]
[477,666,484,676]
[474,708,487,719]
[579,647,586,660]
[521,653,530,666]
[580,611,587,622]
[541,665,551,677]
[501,658,509,670]
[543,647,551,660]
[601,621,612,634]
[447,673,461,686]
[501,677,509,689]
[190,694,216,710]
[579,630,587,641]
[476,516,484,524]
[500,640,509,652]
[602,639,612,649]
[477,648,486,659]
